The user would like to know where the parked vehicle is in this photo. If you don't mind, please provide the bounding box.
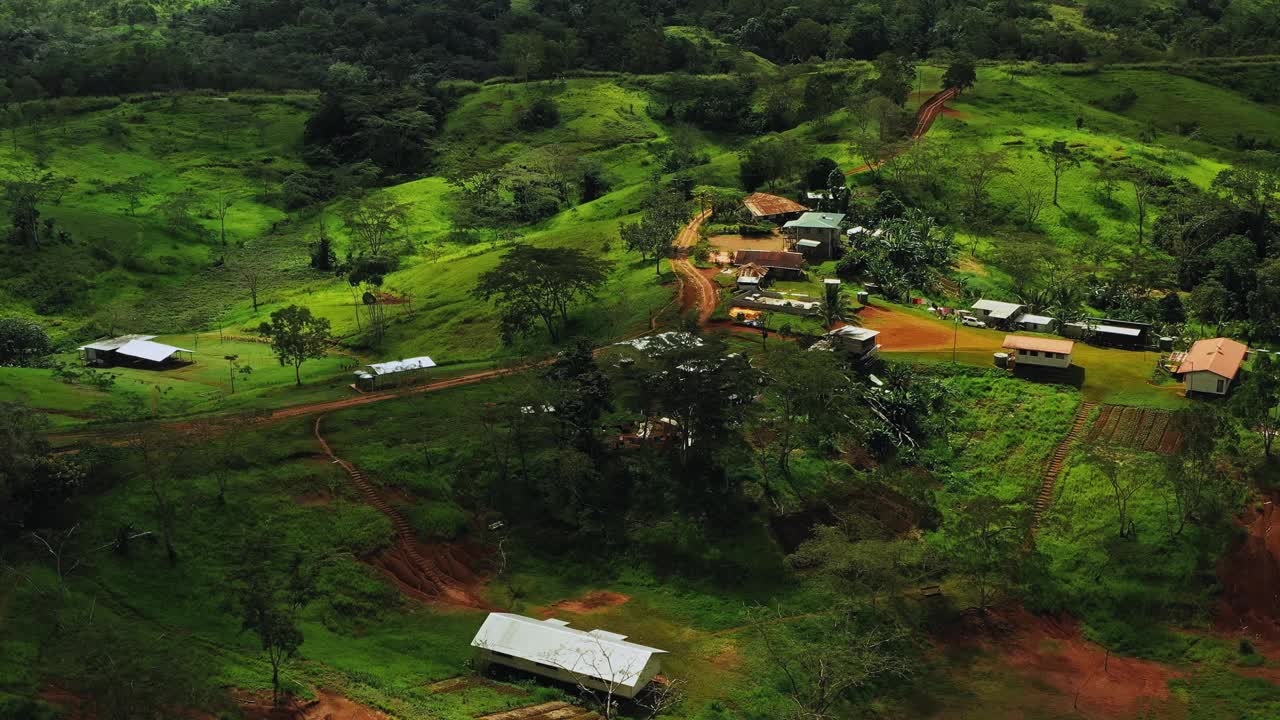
[961,316,987,328]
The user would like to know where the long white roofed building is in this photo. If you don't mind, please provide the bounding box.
[471,613,666,699]
[78,335,194,367]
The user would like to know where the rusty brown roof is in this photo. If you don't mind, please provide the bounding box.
[1176,337,1247,378]
[1002,335,1075,355]
[734,250,806,269]
[743,192,808,218]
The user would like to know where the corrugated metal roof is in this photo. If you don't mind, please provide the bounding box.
[115,339,192,362]
[734,250,806,269]
[795,239,823,248]
[1003,335,1074,354]
[784,212,845,230]
[828,326,880,341]
[78,334,157,352]
[1018,314,1054,325]
[471,613,665,690]
[1177,337,1247,378]
[743,192,808,218]
[365,356,436,375]
[1067,322,1142,337]
[972,299,1024,319]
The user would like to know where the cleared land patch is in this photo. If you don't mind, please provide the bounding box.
[1086,405,1184,454]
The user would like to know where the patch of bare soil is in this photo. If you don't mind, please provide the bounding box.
[1217,498,1280,650]
[707,233,786,252]
[237,689,389,720]
[941,106,971,119]
[857,305,996,352]
[543,590,632,616]
[941,606,1182,719]
[370,538,493,610]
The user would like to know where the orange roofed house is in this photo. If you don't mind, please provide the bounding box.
[1175,337,1248,396]
[742,192,808,223]
[1003,335,1075,369]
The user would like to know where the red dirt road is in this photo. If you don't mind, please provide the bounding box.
[670,209,717,324]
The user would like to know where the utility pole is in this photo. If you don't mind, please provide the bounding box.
[952,316,959,364]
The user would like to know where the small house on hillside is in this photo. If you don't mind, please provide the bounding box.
[78,335,193,368]
[471,613,666,699]
[783,212,846,260]
[1175,337,1247,396]
[970,299,1026,328]
[1003,335,1074,369]
[1016,313,1056,333]
[743,192,808,223]
[734,250,807,280]
[353,356,436,391]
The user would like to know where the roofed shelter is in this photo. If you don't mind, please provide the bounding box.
[1003,335,1074,369]
[743,192,808,222]
[1175,337,1247,396]
[471,613,666,699]
[970,299,1026,327]
[78,335,193,368]
[734,250,807,280]
[353,356,436,391]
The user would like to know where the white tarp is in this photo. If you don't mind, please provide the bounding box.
[114,339,191,362]
[471,614,665,690]
[365,356,436,376]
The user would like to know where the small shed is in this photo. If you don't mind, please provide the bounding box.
[471,613,666,699]
[1175,337,1247,396]
[1061,319,1150,348]
[734,261,769,290]
[1016,313,1056,333]
[1003,335,1074,369]
[78,335,194,368]
[825,325,880,359]
[970,299,1026,328]
[354,356,436,391]
[743,192,808,222]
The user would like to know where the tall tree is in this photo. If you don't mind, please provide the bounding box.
[620,190,688,274]
[1040,140,1080,207]
[261,306,331,386]
[342,191,412,257]
[942,55,978,94]
[0,163,76,248]
[475,245,613,343]
[233,533,317,706]
[1232,352,1280,458]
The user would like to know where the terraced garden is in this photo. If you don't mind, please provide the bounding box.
[1086,405,1184,454]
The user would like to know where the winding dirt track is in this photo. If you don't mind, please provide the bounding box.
[844,86,960,176]
[669,208,716,323]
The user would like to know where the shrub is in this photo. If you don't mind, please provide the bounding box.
[0,317,53,367]
[1092,87,1138,113]
[516,97,560,131]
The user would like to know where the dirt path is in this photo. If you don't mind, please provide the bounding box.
[1032,401,1096,533]
[845,87,960,176]
[669,209,716,324]
[314,415,492,610]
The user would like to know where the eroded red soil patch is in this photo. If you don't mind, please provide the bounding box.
[542,590,631,616]
[371,538,493,610]
[942,606,1181,719]
[237,689,389,720]
[1217,499,1280,650]
[857,305,996,352]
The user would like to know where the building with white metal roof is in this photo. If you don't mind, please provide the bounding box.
[78,335,193,367]
[354,356,436,391]
[471,613,666,699]
[970,299,1026,322]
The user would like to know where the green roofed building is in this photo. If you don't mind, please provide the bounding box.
[783,212,845,260]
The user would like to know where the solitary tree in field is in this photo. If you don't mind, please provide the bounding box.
[262,305,331,386]
[107,174,151,216]
[234,533,317,706]
[214,192,234,245]
[1040,140,1080,206]
[342,191,412,257]
[947,495,1021,612]
[0,163,76,248]
[942,55,978,94]
[240,266,262,311]
[474,244,612,343]
[958,150,1009,218]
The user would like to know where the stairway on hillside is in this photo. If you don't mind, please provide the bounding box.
[1031,401,1096,533]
